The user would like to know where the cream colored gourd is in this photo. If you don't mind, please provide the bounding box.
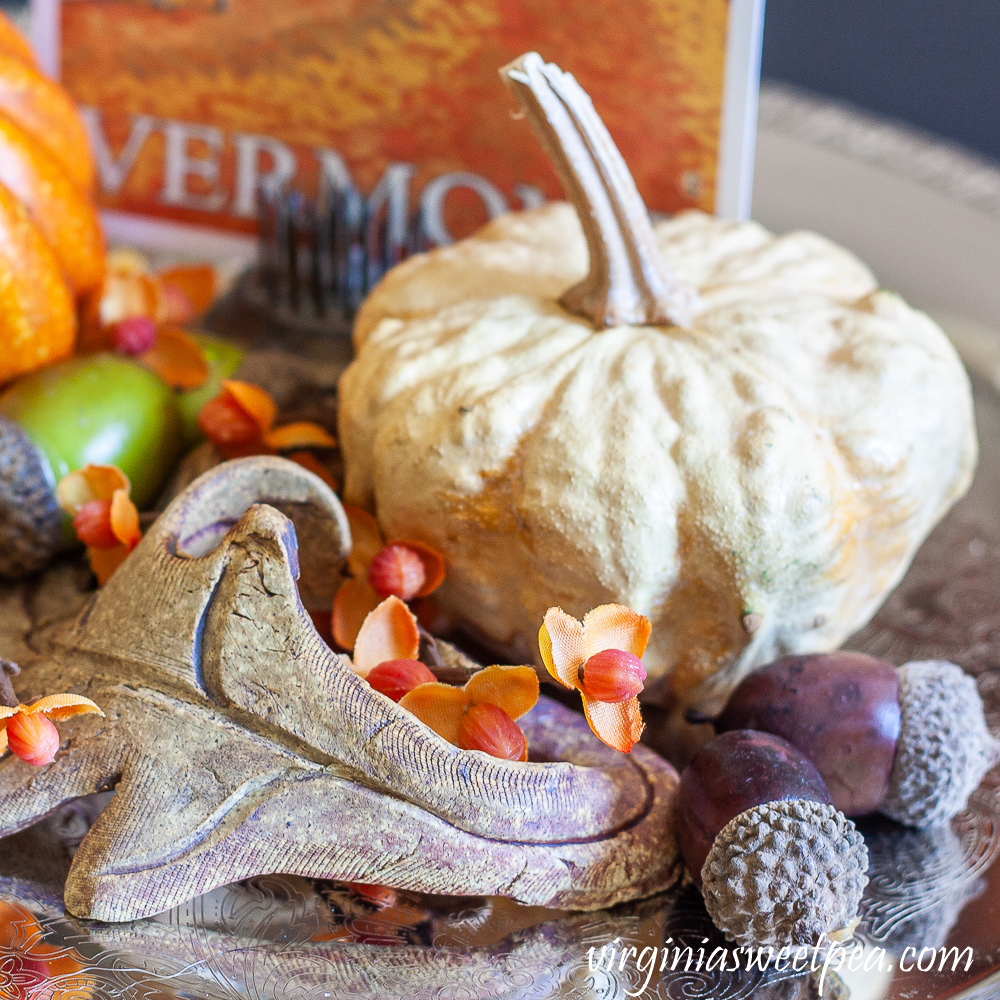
[339,54,976,714]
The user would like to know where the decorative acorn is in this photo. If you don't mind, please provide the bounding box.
[678,730,868,947]
[0,353,182,577]
[710,653,1000,827]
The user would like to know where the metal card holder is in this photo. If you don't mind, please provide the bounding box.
[244,186,429,339]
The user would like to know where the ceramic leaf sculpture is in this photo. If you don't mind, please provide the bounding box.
[0,456,679,921]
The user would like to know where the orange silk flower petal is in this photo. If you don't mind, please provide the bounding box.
[538,607,585,690]
[103,247,149,279]
[343,504,384,578]
[582,604,651,661]
[54,470,95,513]
[157,264,216,315]
[96,254,160,329]
[464,665,539,721]
[157,281,196,325]
[262,421,337,451]
[352,595,420,676]
[389,540,445,598]
[581,694,645,753]
[288,451,337,491]
[110,488,141,550]
[331,577,380,651]
[55,464,130,512]
[398,683,468,745]
[221,379,277,436]
[88,543,130,585]
[20,693,104,720]
[538,604,650,753]
[138,325,210,390]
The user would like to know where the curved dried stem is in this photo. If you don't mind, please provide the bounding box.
[501,52,699,329]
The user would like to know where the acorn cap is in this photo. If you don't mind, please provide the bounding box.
[882,659,1000,828]
[700,798,869,947]
[0,414,62,578]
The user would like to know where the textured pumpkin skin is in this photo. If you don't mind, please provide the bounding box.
[341,203,976,710]
[0,12,100,389]
[0,181,75,384]
[0,112,104,296]
[0,53,96,192]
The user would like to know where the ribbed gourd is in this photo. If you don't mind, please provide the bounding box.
[338,54,976,717]
[0,12,103,387]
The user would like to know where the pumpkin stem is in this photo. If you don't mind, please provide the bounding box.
[501,52,699,329]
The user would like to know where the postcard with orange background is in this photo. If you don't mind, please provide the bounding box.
[34,0,763,252]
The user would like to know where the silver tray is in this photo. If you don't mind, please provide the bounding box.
[1,377,999,1000]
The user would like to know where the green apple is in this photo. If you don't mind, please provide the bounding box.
[0,353,183,576]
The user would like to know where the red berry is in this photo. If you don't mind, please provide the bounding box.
[580,648,646,702]
[456,703,526,761]
[366,659,436,702]
[6,712,60,766]
[368,544,426,601]
[197,394,260,446]
[73,498,118,548]
[111,315,157,355]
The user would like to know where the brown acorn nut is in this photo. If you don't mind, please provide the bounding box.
[711,653,1000,827]
[678,730,868,948]
[712,652,901,816]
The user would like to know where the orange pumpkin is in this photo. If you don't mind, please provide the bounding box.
[0,113,103,296]
[0,14,36,67]
[0,52,96,192]
[0,181,75,384]
[0,12,103,386]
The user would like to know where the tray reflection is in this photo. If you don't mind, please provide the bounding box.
[2,772,1000,999]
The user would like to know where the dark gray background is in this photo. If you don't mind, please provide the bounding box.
[762,0,999,161]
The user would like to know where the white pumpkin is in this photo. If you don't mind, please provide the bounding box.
[338,54,976,714]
